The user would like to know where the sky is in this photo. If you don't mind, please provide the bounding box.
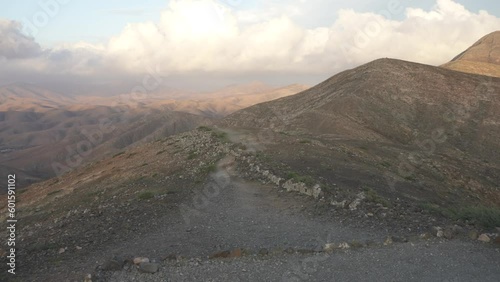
[0,0,499,95]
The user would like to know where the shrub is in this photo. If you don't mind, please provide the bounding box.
[138,191,154,200]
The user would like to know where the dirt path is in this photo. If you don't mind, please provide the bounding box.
[96,156,500,281]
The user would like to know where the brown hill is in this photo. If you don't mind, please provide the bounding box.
[442,31,500,77]
[2,58,499,281]
[0,82,307,187]
[223,58,500,207]
[0,107,211,188]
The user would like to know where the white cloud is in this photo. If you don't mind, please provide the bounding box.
[1,0,499,92]
[0,19,42,59]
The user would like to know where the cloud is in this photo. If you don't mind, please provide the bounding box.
[1,0,500,93]
[0,19,42,59]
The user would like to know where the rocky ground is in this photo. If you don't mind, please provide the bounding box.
[1,127,499,281]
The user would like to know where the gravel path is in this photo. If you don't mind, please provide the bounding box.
[108,240,500,282]
[96,157,500,281]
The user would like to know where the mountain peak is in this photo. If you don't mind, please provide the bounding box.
[442,30,500,77]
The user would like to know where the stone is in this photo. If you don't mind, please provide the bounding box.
[443,228,454,240]
[330,200,347,209]
[229,248,242,258]
[468,230,479,240]
[139,262,159,274]
[339,242,350,249]
[349,192,366,210]
[210,250,230,259]
[452,225,465,235]
[323,243,336,253]
[420,233,432,240]
[76,246,82,250]
[436,230,444,238]
[384,237,393,246]
[58,248,66,254]
[84,274,92,282]
[312,184,322,199]
[102,258,124,271]
[133,257,150,265]
[258,248,269,256]
[478,234,491,243]
[493,236,500,245]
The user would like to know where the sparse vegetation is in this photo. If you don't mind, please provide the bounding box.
[364,187,391,207]
[198,126,213,131]
[212,130,229,142]
[138,191,155,200]
[201,163,217,174]
[156,149,167,155]
[26,242,58,252]
[404,175,417,182]
[380,161,391,168]
[188,150,198,159]
[286,172,315,186]
[47,189,63,196]
[113,151,125,158]
[299,139,311,144]
[420,203,500,228]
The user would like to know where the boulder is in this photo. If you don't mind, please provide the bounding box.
[133,257,150,265]
[478,234,491,243]
[139,262,159,273]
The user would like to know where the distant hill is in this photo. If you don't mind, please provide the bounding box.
[0,82,307,187]
[442,31,500,77]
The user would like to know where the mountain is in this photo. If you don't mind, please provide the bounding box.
[0,106,211,188]
[223,58,500,207]
[0,82,307,188]
[0,83,76,111]
[442,31,500,77]
[2,36,500,282]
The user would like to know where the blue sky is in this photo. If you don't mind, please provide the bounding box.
[0,0,498,47]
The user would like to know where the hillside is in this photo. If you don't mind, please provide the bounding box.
[2,58,499,281]
[442,31,500,77]
[0,83,307,188]
[223,58,500,207]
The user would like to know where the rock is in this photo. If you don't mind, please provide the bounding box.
[324,243,336,253]
[338,242,350,249]
[494,236,500,245]
[392,237,408,243]
[420,233,432,240]
[478,234,491,243]
[258,248,269,256]
[229,248,242,258]
[165,254,178,261]
[367,212,374,217]
[312,185,322,199]
[102,258,124,271]
[452,225,465,235]
[76,246,82,250]
[468,230,479,240]
[84,274,92,282]
[384,237,393,246]
[58,248,66,254]
[349,192,366,211]
[330,200,347,209]
[210,250,230,259]
[139,262,159,274]
[133,257,150,265]
[431,226,444,238]
[443,228,454,240]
